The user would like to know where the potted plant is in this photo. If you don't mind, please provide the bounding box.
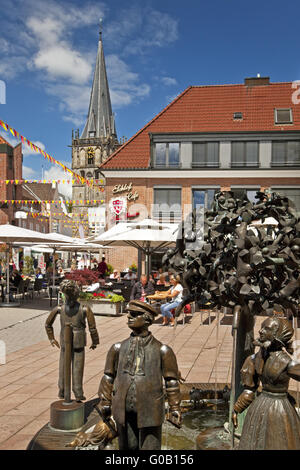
[65,269,99,286]
[129,263,137,273]
[105,264,114,276]
[78,290,125,316]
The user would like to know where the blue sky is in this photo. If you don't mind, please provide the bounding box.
[1,0,300,197]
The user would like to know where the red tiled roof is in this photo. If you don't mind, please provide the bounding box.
[0,135,12,146]
[101,81,300,169]
[22,183,57,201]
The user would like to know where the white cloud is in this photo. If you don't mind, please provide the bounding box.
[32,45,92,84]
[105,6,178,55]
[22,140,45,157]
[22,165,39,179]
[44,164,73,199]
[107,55,150,108]
[161,77,178,86]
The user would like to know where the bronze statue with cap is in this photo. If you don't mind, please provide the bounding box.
[97,299,182,450]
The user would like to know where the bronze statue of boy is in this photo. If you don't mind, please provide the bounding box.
[45,279,100,402]
[97,300,182,450]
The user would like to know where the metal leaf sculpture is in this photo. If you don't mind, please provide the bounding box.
[163,191,300,317]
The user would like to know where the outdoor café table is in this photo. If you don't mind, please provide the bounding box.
[146,291,170,305]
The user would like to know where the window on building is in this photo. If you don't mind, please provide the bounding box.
[153,188,181,222]
[154,143,180,168]
[271,141,300,166]
[89,131,96,137]
[192,143,219,168]
[192,189,217,210]
[233,112,243,120]
[275,109,293,125]
[8,156,13,170]
[231,188,259,203]
[29,223,33,230]
[272,188,300,214]
[231,141,259,167]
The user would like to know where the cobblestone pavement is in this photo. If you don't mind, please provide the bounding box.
[0,299,299,450]
[0,296,59,354]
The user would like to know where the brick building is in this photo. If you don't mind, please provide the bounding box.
[0,136,72,234]
[100,76,300,272]
[0,136,23,225]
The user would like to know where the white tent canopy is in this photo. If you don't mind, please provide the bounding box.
[91,218,179,276]
[0,224,76,305]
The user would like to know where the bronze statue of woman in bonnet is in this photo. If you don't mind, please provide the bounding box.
[232,316,300,449]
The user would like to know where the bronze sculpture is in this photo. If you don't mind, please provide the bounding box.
[163,190,300,446]
[97,300,182,450]
[45,279,100,402]
[232,317,300,449]
[163,191,300,399]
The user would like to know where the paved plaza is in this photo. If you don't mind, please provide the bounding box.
[0,296,299,450]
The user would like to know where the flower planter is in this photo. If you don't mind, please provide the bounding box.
[80,300,123,316]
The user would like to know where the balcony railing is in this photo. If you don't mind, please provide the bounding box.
[231,162,259,168]
[271,161,300,167]
[152,211,182,223]
[192,161,219,168]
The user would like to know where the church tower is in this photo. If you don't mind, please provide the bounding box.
[71,24,119,236]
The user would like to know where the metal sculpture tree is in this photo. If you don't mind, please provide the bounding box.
[163,191,300,405]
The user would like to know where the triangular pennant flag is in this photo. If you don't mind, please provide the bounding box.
[0,120,8,131]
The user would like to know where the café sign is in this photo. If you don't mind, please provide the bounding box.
[112,182,139,201]
[109,197,127,216]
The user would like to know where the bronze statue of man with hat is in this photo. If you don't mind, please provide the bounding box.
[97,300,182,450]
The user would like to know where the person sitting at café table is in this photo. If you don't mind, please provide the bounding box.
[35,268,43,279]
[110,269,120,281]
[7,269,23,301]
[160,275,183,327]
[156,274,167,285]
[130,274,155,301]
[124,269,137,280]
[10,269,23,287]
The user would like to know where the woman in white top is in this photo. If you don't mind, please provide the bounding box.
[160,275,183,326]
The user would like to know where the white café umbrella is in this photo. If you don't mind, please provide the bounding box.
[0,224,74,306]
[91,218,179,278]
[39,232,86,289]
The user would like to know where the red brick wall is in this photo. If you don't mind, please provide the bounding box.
[0,145,14,224]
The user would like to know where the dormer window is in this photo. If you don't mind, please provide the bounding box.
[275,108,293,124]
[233,112,243,120]
[154,143,180,168]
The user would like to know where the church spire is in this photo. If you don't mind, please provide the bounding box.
[81,21,116,139]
